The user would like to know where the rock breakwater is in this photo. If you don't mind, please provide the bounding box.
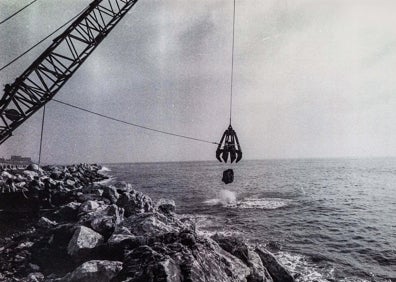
[0,164,295,282]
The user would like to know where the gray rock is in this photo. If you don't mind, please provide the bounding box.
[37,216,58,229]
[115,245,182,282]
[78,204,123,236]
[79,200,101,214]
[255,248,295,282]
[59,260,122,282]
[26,272,44,282]
[102,185,119,204]
[67,226,104,258]
[157,198,176,215]
[121,212,184,238]
[212,234,273,282]
[56,202,81,220]
[116,189,154,217]
[23,170,39,180]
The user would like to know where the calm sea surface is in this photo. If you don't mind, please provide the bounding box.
[107,158,396,282]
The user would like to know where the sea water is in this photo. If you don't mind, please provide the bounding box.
[107,158,396,282]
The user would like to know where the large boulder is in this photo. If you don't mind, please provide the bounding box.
[59,260,122,282]
[255,248,295,282]
[121,212,185,238]
[77,203,123,237]
[115,245,182,282]
[67,226,104,259]
[116,189,154,217]
[102,186,119,204]
[212,234,273,282]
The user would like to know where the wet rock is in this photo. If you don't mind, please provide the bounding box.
[255,247,295,282]
[59,260,122,282]
[157,198,176,215]
[67,226,104,259]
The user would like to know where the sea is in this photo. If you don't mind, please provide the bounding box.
[106,158,396,282]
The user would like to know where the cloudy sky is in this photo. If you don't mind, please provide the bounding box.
[0,0,396,164]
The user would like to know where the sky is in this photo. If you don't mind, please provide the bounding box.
[0,0,396,164]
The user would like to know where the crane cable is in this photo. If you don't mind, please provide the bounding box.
[229,0,236,125]
[52,99,219,145]
[0,0,39,25]
[0,5,88,72]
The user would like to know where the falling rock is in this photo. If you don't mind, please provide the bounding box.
[59,260,123,282]
[67,226,104,258]
[222,169,234,184]
[255,248,295,282]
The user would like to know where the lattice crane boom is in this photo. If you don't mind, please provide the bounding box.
[0,0,139,145]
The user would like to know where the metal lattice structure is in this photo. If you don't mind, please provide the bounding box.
[0,0,138,145]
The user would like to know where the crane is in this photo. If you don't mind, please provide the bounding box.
[0,0,139,145]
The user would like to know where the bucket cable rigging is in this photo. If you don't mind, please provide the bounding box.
[215,0,242,165]
[52,98,218,145]
[38,105,45,164]
[229,0,236,125]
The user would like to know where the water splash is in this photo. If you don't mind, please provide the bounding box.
[204,193,291,210]
[203,189,237,205]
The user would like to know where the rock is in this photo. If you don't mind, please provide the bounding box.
[90,216,116,237]
[26,164,44,174]
[79,200,101,214]
[157,198,176,215]
[255,248,295,282]
[116,190,154,217]
[78,204,123,236]
[59,260,122,282]
[102,186,119,204]
[222,169,234,184]
[55,202,81,221]
[67,226,104,258]
[115,245,182,282]
[1,171,14,179]
[37,217,58,229]
[212,234,249,264]
[112,181,133,193]
[27,272,45,282]
[121,212,184,238]
[23,170,39,180]
[247,250,273,282]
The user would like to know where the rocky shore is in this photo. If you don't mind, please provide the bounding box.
[0,164,295,282]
